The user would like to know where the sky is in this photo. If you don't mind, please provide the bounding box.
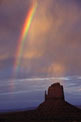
[0,0,81,111]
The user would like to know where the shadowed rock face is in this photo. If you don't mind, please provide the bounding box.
[36,83,81,120]
[45,83,64,101]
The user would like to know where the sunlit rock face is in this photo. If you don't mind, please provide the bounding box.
[45,83,64,101]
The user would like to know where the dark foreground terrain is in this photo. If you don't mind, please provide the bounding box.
[0,83,81,122]
[0,104,81,122]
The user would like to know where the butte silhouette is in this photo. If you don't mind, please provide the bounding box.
[35,83,81,120]
[0,83,81,122]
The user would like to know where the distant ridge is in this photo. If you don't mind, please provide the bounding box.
[0,107,36,113]
[0,83,81,122]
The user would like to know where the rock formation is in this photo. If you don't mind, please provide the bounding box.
[36,82,81,121]
[0,82,81,122]
[45,83,64,101]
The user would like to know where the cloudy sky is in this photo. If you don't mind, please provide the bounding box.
[0,0,81,111]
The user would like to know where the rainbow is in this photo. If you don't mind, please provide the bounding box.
[14,2,37,75]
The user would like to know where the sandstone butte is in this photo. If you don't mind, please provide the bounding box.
[0,82,81,122]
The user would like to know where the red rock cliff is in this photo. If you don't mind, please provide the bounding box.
[45,83,64,101]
